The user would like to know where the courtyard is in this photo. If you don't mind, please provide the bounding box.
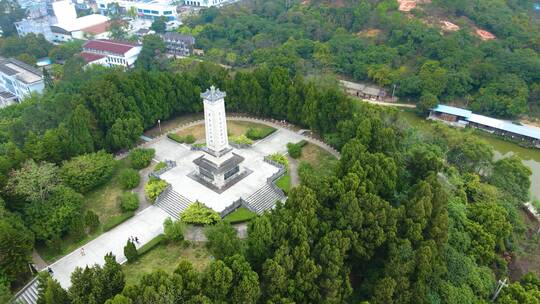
[148,122,306,212]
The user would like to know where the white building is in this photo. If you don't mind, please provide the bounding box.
[184,0,227,7]
[15,18,55,42]
[96,0,178,21]
[80,39,142,68]
[0,58,44,108]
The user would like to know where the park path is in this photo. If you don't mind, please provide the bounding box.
[184,223,249,242]
[287,156,300,187]
[47,206,170,289]
[135,162,156,211]
[120,115,341,160]
[32,249,47,271]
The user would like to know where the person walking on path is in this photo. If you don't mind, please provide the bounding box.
[80,248,85,256]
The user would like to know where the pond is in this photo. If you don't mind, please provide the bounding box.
[400,110,540,200]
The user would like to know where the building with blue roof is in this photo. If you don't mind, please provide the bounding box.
[429,105,540,148]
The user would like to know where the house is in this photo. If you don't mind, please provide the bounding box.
[429,105,540,147]
[339,80,387,100]
[161,32,195,56]
[0,58,44,108]
[184,0,228,7]
[15,18,55,42]
[81,39,142,68]
[96,0,179,21]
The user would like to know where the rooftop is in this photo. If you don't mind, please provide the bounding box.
[0,58,43,84]
[161,32,195,44]
[433,104,540,140]
[432,104,472,119]
[54,14,109,32]
[83,39,140,55]
[201,86,226,102]
[79,52,107,63]
[80,21,112,35]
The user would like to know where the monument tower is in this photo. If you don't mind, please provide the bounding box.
[191,86,248,191]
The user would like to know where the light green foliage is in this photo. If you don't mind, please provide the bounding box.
[144,178,168,202]
[129,148,155,170]
[167,133,196,144]
[246,126,275,140]
[202,260,233,302]
[488,156,531,204]
[223,207,257,224]
[119,168,140,190]
[60,151,116,193]
[180,202,221,225]
[205,221,243,260]
[120,192,139,212]
[267,153,288,167]
[163,218,185,243]
[153,162,167,172]
[229,134,253,145]
[287,142,302,158]
[7,159,59,203]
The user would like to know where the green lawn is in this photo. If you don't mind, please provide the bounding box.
[122,241,211,286]
[223,207,257,224]
[37,159,136,263]
[276,173,291,194]
[298,143,339,177]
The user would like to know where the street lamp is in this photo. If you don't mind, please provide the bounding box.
[158,119,162,135]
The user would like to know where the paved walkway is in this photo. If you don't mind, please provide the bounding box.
[184,223,248,242]
[287,156,300,187]
[32,249,47,271]
[48,206,170,289]
[135,162,155,211]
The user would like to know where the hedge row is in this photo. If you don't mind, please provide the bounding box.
[103,211,135,232]
[168,133,196,144]
[137,234,165,256]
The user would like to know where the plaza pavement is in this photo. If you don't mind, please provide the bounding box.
[48,206,170,289]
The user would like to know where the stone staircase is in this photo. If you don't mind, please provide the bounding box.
[245,184,285,214]
[154,187,192,220]
[11,277,39,304]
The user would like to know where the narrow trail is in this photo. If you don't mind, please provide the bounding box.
[288,155,300,187]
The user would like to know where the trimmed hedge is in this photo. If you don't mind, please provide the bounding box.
[168,133,196,144]
[145,178,168,202]
[119,169,140,190]
[120,192,139,212]
[129,148,155,170]
[267,153,289,167]
[154,162,167,172]
[229,134,253,145]
[103,211,135,232]
[246,126,276,140]
[137,234,165,256]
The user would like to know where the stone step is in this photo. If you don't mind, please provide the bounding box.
[12,277,39,304]
[246,184,284,214]
[155,189,192,220]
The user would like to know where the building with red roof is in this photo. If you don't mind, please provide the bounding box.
[81,39,142,68]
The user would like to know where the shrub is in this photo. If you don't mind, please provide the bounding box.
[129,148,155,169]
[168,133,196,144]
[60,151,116,193]
[163,218,185,243]
[85,210,100,233]
[246,126,275,140]
[229,134,253,145]
[103,212,135,232]
[120,192,139,212]
[192,143,206,148]
[144,178,168,202]
[267,153,289,167]
[223,207,257,224]
[154,162,167,172]
[287,142,302,158]
[137,234,165,256]
[205,221,242,260]
[180,202,221,225]
[124,240,138,263]
[119,169,140,190]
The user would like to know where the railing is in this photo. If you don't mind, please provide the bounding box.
[262,157,287,198]
[150,160,177,179]
[10,275,39,304]
[219,198,256,218]
[154,184,172,205]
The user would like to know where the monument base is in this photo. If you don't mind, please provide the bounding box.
[191,152,250,192]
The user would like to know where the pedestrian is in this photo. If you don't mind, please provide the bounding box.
[47,267,53,274]
[80,247,85,256]
[135,236,140,244]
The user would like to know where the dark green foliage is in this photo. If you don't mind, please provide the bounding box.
[37,275,70,304]
[106,118,143,150]
[85,210,100,233]
[136,34,167,71]
[180,202,221,225]
[150,16,167,33]
[60,151,116,193]
[119,169,140,190]
[0,208,34,283]
[205,221,242,260]
[119,192,139,212]
[124,240,138,263]
[103,212,135,232]
[488,156,531,204]
[129,148,155,170]
[68,253,125,303]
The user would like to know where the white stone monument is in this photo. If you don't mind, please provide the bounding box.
[191,86,248,191]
